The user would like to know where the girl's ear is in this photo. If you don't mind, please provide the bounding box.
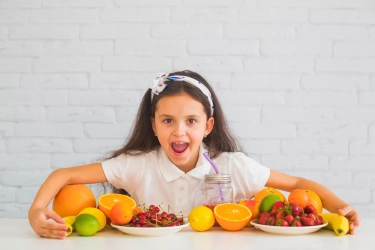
[151,117,156,134]
[205,117,214,136]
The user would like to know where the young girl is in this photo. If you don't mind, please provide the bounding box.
[28,70,361,239]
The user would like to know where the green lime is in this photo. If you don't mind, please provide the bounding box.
[259,194,281,212]
[74,214,100,236]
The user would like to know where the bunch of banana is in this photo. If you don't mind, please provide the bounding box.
[320,213,349,236]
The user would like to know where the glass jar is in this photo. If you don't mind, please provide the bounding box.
[199,174,233,211]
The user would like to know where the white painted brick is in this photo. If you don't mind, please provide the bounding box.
[245,57,314,73]
[103,56,172,72]
[317,59,375,73]
[151,24,222,38]
[171,7,237,22]
[0,154,50,170]
[45,41,113,56]
[68,90,140,106]
[188,40,259,56]
[0,25,7,39]
[0,58,32,73]
[259,0,375,8]
[16,187,40,203]
[0,0,41,8]
[353,172,375,188]
[0,41,43,57]
[81,24,149,39]
[1,171,50,186]
[7,138,72,153]
[42,0,111,7]
[116,40,185,56]
[282,139,348,155]
[371,76,375,89]
[116,106,139,122]
[73,139,124,154]
[15,122,83,138]
[334,42,375,57]
[286,91,357,106]
[223,106,260,122]
[34,57,101,72]
[302,74,370,90]
[261,155,329,171]
[371,125,375,138]
[298,123,367,139]
[113,0,182,6]
[0,107,44,122]
[263,107,333,122]
[0,90,66,105]
[47,107,115,123]
[0,142,4,153]
[51,153,102,169]
[334,107,375,123]
[330,187,371,203]
[311,10,375,24]
[0,74,19,88]
[0,122,15,137]
[231,123,296,139]
[353,204,375,219]
[0,10,30,23]
[370,26,375,40]
[90,72,154,89]
[330,156,375,170]
[0,187,16,202]
[0,203,30,218]
[201,72,231,89]
[183,0,255,6]
[101,8,169,22]
[9,25,79,39]
[20,74,88,89]
[297,25,368,40]
[350,140,375,155]
[242,139,280,155]
[85,123,132,138]
[232,73,300,90]
[360,92,375,105]
[261,41,332,56]
[225,24,295,39]
[174,57,242,72]
[217,90,284,106]
[239,8,308,23]
[283,170,352,188]
[31,9,98,23]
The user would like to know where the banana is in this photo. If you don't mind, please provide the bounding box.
[320,213,349,236]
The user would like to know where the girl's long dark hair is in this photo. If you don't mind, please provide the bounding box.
[104,70,242,194]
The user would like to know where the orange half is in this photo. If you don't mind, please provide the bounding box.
[214,203,252,231]
[98,193,136,218]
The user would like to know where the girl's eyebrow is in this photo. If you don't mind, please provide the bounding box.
[157,114,201,118]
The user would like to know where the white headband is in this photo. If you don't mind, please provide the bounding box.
[150,73,214,116]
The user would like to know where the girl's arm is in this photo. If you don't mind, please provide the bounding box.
[28,163,107,239]
[266,169,361,234]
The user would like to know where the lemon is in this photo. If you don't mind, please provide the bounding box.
[79,207,106,231]
[62,216,76,234]
[259,194,281,212]
[188,206,215,232]
[74,214,100,236]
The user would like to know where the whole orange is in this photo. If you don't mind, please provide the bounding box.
[306,190,323,214]
[254,188,286,203]
[288,189,310,209]
[52,184,96,218]
[98,193,136,218]
[110,202,133,225]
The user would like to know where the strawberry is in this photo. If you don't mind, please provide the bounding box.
[307,213,316,221]
[290,203,304,217]
[292,219,302,227]
[305,204,317,214]
[276,219,289,227]
[283,204,292,215]
[275,210,285,220]
[315,215,323,225]
[258,212,271,225]
[266,216,276,226]
[300,217,314,226]
[285,214,294,226]
[270,201,285,214]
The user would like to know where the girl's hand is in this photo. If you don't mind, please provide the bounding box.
[29,207,68,239]
[338,205,361,235]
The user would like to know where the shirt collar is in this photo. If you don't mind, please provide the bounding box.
[158,144,212,182]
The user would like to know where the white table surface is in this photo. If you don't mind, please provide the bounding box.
[0,218,372,250]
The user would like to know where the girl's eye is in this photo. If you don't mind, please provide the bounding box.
[187,118,196,124]
[163,118,173,123]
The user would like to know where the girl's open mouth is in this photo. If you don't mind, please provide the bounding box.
[171,142,189,153]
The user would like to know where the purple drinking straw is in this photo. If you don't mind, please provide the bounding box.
[203,152,225,201]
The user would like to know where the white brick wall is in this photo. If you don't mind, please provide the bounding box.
[0,1,374,219]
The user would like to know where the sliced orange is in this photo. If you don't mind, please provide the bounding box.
[98,193,136,218]
[213,203,252,231]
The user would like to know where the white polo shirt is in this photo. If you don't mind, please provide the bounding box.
[101,144,270,217]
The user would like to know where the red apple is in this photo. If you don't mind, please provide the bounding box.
[237,199,260,220]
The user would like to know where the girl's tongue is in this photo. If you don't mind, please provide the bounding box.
[172,142,188,153]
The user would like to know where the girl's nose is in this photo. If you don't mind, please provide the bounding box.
[173,123,186,137]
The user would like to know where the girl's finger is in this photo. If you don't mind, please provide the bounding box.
[39,229,67,240]
[43,219,68,231]
[44,209,64,224]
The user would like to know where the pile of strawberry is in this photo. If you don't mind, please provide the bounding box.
[255,201,324,227]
